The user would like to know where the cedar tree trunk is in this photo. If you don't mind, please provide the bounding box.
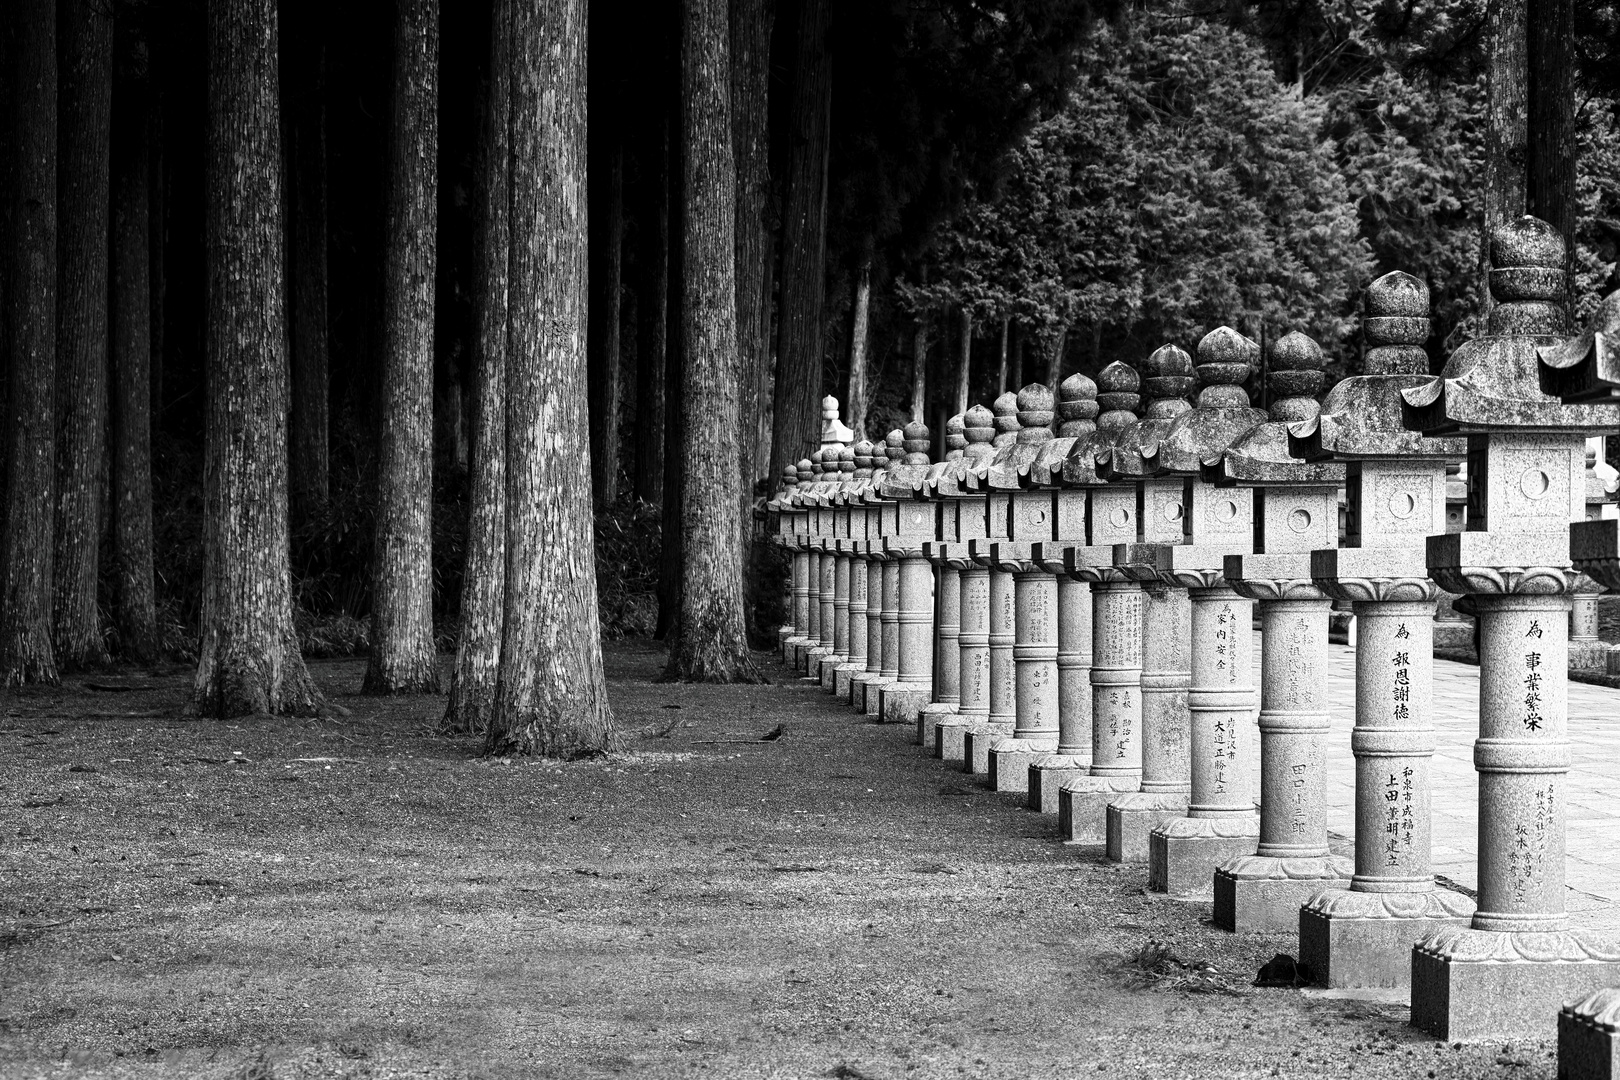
[1482,0,1528,320]
[768,0,830,484]
[910,317,927,424]
[443,0,511,736]
[845,257,871,439]
[731,0,773,497]
[365,0,442,694]
[3,0,59,686]
[1043,324,1067,390]
[193,0,320,717]
[53,0,113,670]
[488,0,616,756]
[996,315,1008,395]
[1527,0,1575,315]
[665,0,761,683]
[954,306,971,415]
[110,35,158,663]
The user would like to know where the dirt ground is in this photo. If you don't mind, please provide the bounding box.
[0,640,1564,1079]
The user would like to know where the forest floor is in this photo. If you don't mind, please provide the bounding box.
[0,641,1564,1080]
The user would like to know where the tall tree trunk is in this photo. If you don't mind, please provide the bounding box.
[1527,0,1575,317]
[665,0,761,682]
[587,128,623,504]
[365,0,442,694]
[110,30,157,664]
[1010,319,1023,389]
[768,0,830,485]
[845,256,871,439]
[53,0,113,670]
[954,306,971,414]
[910,317,927,423]
[996,315,1008,395]
[731,0,773,500]
[632,112,668,504]
[1043,325,1067,390]
[488,0,616,756]
[2,0,59,687]
[287,18,330,514]
[148,82,164,420]
[194,0,320,717]
[1482,0,1528,321]
[443,0,511,736]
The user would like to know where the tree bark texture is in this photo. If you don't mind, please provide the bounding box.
[633,113,668,504]
[110,42,157,663]
[365,0,442,694]
[1527,0,1575,316]
[768,0,831,485]
[1483,0,1528,320]
[657,40,685,642]
[954,306,971,415]
[846,258,871,439]
[3,0,59,686]
[731,0,773,499]
[148,84,164,417]
[587,134,623,504]
[664,0,762,683]
[488,0,616,756]
[444,0,511,737]
[997,315,1009,395]
[53,0,113,670]
[288,24,330,512]
[1043,325,1067,390]
[194,0,319,717]
[910,318,928,424]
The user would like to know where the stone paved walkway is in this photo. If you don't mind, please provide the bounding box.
[1291,636,1620,930]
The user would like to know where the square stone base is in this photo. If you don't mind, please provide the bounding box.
[1412,930,1620,1042]
[804,647,832,681]
[934,718,976,763]
[849,672,881,713]
[1028,757,1089,815]
[917,703,958,751]
[820,655,846,692]
[1560,988,1620,1080]
[1147,818,1259,898]
[833,663,862,703]
[1057,779,1136,845]
[1213,870,1347,933]
[880,685,930,730]
[1105,796,1187,864]
[986,744,1054,794]
[1298,894,1472,990]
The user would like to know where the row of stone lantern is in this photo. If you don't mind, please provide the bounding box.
[764,215,1619,1052]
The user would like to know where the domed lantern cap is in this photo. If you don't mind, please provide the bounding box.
[881,422,933,497]
[1158,327,1267,473]
[1402,216,1613,436]
[1538,289,1620,404]
[1109,344,1196,478]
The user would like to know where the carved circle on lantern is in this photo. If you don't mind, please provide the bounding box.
[1520,468,1552,500]
[1108,506,1130,528]
[1214,499,1239,523]
[1389,491,1416,519]
[1288,508,1312,533]
[1164,502,1184,522]
[1027,506,1048,526]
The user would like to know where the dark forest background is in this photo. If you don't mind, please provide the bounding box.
[5,0,1620,674]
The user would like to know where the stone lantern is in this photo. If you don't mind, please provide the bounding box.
[1208,330,1352,931]
[1099,343,1196,862]
[1053,361,1147,844]
[831,440,879,701]
[914,415,968,747]
[962,394,1024,775]
[1025,374,1100,813]
[1288,270,1474,988]
[1401,216,1620,1041]
[1145,327,1268,899]
[985,384,1065,792]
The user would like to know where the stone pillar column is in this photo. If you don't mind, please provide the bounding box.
[1057,573,1144,842]
[936,557,989,762]
[800,546,823,674]
[787,544,812,664]
[822,550,851,691]
[867,557,901,718]
[1028,566,1093,813]
[880,547,936,725]
[806,545,838,679]
[918,560,961,748]
[1107,580,1191,861]
[834,543,870,701]
[1570,576,1605,670]
[1148,580,1260,897]
[851,553,886,712]
[985,553,1059,791]
[963,562,1018,775]
[1213,589,1350,930]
